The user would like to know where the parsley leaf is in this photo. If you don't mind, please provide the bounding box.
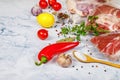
[60,16,109,41]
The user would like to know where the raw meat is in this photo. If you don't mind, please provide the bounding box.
[66,0,108,17]
[91,32,120,60]
[93,5,120,18]
[66,0,120,31]
[91,5,120,31]
[66,0,110,24]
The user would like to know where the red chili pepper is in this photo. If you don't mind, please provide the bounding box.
[35,42,79,66]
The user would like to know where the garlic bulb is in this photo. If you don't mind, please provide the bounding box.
[57,53,72,68]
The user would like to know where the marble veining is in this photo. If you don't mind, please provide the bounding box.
[0,0,120,80]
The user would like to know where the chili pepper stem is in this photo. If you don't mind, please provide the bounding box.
[35,56,47,66]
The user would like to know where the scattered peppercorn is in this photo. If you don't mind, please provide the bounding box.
[91,65,94,68]
[76,68,78,71]
[84,44,88,47]
[88,72,91,74]
[88,50,90,52]
[96,65,98,68]
[90,53,92,55]
[55,30,58,32]
[48,6,51,9]
[104,70,107,72]
[57,21,62,23]
[81,66,83,68]
[62,22,65,26]
[57,33,60,37]
[54,25,57,28]
[86,39,88,41]
[48,43,51,45]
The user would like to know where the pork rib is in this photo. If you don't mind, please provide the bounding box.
[91,32,120,60]
[91,5,120,32]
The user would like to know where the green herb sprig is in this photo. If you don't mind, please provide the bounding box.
[60,16,109,41]
[61,21,87,41]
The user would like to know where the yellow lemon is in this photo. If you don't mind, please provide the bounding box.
[36,12,55,28]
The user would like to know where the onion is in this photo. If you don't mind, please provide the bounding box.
[31,5,42,16]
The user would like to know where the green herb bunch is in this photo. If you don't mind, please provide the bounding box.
[60,16,109,41]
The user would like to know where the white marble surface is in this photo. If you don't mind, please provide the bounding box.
[0,0,120,80]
